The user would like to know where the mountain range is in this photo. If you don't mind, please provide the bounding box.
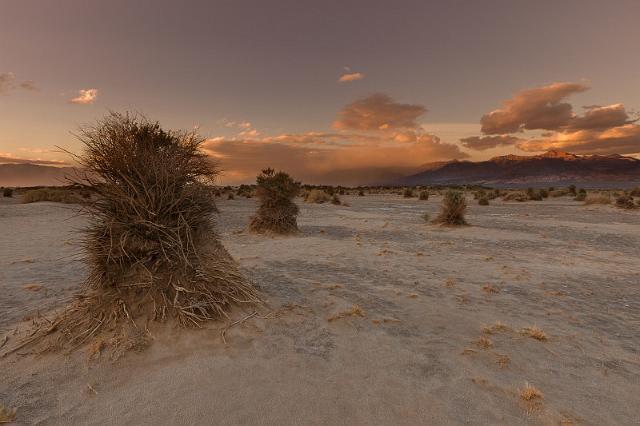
[398,151,640,188]
[1,150,639,188]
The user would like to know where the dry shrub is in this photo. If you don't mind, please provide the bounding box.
[520,383,543,400]
[433,190,467,225]
[478,197,489,206]
[418,190,429,200]
[615,194,636,209]
[521,325,547,341]
[403,187,414,198]
[327,304,366,322]
[5,112,258,356]
[21,187,83,204]
[2,188,13,197]
[584,194,611,205]
[519,382,544,412]
[331,194,342,205]
[305,189,331,203]
[475,336,493,349]
[502,191,528,202]
[249,168,300,234]
[574,188,587,201]
[0,404,17,423]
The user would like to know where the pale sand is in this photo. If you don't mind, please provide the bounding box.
[1,194,639,425]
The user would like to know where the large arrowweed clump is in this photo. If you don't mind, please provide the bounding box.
[6,113,258,356]
[433,189,468,225]
[249,168,301,234]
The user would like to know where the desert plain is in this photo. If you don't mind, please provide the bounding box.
[1,192,639,425]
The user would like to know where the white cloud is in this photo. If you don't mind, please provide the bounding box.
[69,88,98,105]
[338,72,365,83]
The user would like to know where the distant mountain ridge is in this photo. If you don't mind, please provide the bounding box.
[399,150,640,188]
[0,163,74,187]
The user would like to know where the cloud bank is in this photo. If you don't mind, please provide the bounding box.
[464,82,639,155]
[205,94,467,185]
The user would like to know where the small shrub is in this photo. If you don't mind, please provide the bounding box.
[568,184,577,196]
[549,189,569,197]
[584,194,611,205]
[227,192,235,200]
[403,187,414,198]
[502,191,528,202]
[418,190,429,200]
[526,188,543,201]
[615,194,636,209]
[629,187,640,197]
[478,197,489,206]
[249,168,301,234]
[21,188,82,204]
[538,188,549,198]
[433,190,467,225]
[3,187,13,197]
[306,189,331,204]
[358,189,365,196]
[574,188,587,201]
[331,194,341,205]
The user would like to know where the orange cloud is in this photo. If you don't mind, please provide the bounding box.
[460,135,524,150]
[338,72,365,83]
[481,82,589,134]
[517,124,640,155]
[203,130,467,185]
[567,104,633,131]
[333,93,427,131]
[69,88,98,105]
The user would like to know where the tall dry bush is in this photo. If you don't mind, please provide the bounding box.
[5,113,258,356]
[433,190,467,225]
[249,168,300,234]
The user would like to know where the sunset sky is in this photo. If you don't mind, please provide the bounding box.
[1,0,639,184]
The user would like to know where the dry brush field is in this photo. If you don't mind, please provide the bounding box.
[1,193,639,425]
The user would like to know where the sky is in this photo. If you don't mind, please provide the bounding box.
[1,0,639,184]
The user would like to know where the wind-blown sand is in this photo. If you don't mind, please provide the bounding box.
[1,194,639,425]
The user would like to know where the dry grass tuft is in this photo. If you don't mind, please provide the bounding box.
[327,304,366,322]
[418,190,429,200]
[0,404,17,423]
[305,189,331,204]
[483,321,511,334]
[520,382,543,400]
[521,325,548,341]
[495,353,510,368]
[444,278,456,288]
[249,168,300,234]
[3,112,259,357]
[584,194,611,205]
[482,284,500,294]
[22,283,44,292]
[475,336,493,349]
[433,190,467,225]
[21,187,87,204]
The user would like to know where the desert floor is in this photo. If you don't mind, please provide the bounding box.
[1,194,639,425]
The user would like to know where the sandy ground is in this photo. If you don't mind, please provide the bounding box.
[1,194,639,425]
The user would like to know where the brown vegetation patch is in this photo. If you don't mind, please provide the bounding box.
[3,113,259,358]
[433,190,467,225]
[249,168,300,234]
[0,404,17,423]
[521,326,548,341]
[327,304,366,322]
